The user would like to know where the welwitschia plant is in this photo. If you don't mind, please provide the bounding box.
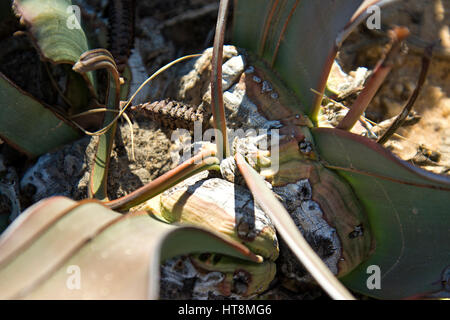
[0,0,449,300]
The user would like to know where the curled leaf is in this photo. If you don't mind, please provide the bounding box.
[13,0,96,91]
[0,197,262,299]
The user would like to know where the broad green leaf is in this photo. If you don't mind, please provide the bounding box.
[235,153,355,300]
[13,0,96,90]
[0,73,80,157]
[65,68,91,115]
[0,0,99,157]
[232,0,395,121]
[0,197,262,299]
[312,128,450,299]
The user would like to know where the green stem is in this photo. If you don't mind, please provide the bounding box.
[73,49,121,200]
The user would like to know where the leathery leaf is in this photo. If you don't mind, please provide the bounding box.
[312,128,450,299]
[0,197,262,299]
[232,0,396,120]
[13,0,96,90]
[0,73,80,157]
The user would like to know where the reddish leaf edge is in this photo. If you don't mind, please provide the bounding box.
[313,127,450,190]
[211,0,231,157]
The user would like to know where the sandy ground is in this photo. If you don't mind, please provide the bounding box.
[337,0,450,175]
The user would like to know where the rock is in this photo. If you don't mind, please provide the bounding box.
[20,137,92,203]
[0,154,21,226]
[19,115,175,206]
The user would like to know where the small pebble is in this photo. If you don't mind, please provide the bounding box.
[245,66,255,74]
[252,75,261,83]
[261,81,272,93]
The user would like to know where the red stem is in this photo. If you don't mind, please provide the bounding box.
[106,150,219,211]
[210,0,230,158]
[337,27,410,131]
